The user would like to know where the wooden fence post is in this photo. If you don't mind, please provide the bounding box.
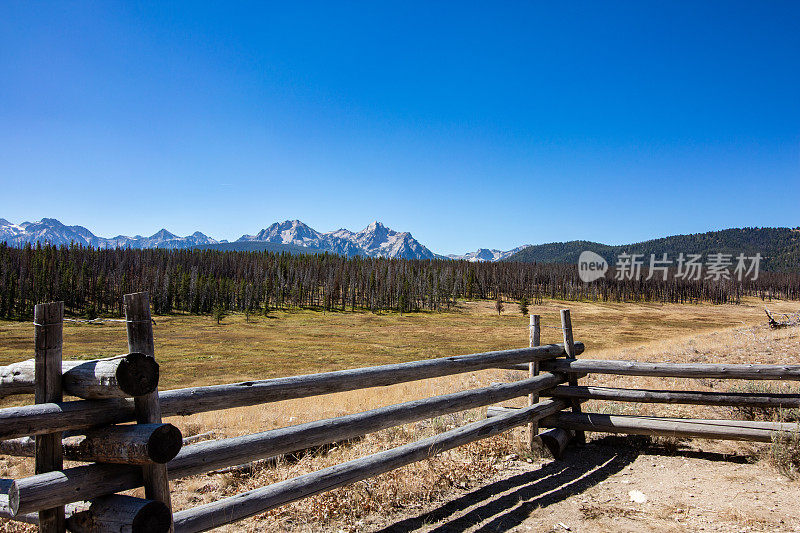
[34,301,65,532]
[528,314,540,452]
[560,309,585,444]
[124,292,173,531]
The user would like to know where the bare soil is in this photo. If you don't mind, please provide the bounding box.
[366,436,800,533]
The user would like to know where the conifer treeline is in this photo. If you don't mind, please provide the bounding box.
[0,243,798,319]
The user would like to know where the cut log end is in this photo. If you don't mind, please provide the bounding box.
[65,495,171,533]
[116,352,160,397]
[539,427,573,459]
[147,424,183,464]
[131,500,172,533]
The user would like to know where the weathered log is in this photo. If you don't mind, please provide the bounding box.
[539,428,574,459]
[0,498,87,526]
[66,495,171,533]
[125,292,173,531]
[35,301,65,532]
[540,359,800,380]
[182,431,214,445]
[167,371,574,478]
[0,496,168,531]
[0,436,34,456]
[540,412,800,442]
[9,467,144,517]
[170,398,569,533]
[8,373,574,514]
[0,342,583,440]
[157,342,582,417]
[0,353,159,399]
[495,363,535,371]
[528,315,541,452]
[0,424,182,464]
[486,405,519,418]
[0,398,135,441]
[560,309,585,444]
[544,385,800,408]
[0,360,39,397]
[0,493,39,524]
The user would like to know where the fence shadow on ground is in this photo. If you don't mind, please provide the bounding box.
[376,435,754,533]
[376,439,636,533]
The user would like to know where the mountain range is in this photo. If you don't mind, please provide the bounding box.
[0,217,453,260]
[0,218,220,250]
[2,218,798,270]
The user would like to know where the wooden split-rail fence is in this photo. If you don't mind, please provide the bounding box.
[0,293,799,532]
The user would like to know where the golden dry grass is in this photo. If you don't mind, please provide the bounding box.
[1,296,799,531]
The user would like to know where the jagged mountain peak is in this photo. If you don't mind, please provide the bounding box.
[151,228,178,239]
[235,219,436,260]
[0,217,218,250]
[363,220,387,231]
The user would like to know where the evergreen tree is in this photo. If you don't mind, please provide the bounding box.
[212,303,227,324]
[519,296,528,316]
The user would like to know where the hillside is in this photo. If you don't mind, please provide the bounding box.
[506,227,800,272]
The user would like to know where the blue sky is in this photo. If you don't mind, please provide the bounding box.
[1,2,798,255]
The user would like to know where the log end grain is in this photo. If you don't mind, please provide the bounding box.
[116,352,160,397]
[147,424,183,464]
[66,495,172,533]
[131,500,172,533]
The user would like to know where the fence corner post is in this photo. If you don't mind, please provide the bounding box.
[124,292,174,532]
[528,314,541,453]
[34,301,66,532]
[560,309,585,444]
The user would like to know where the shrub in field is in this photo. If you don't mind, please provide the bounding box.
[770,429,800,480]
[726,382,800,422]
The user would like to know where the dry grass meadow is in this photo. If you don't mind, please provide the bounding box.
[1,296,800,531]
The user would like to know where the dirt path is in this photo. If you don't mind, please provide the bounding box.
[367,436,800,533]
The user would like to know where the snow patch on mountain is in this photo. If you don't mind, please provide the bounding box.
[447,245,531,262]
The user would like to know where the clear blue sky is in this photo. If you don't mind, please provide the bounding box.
[1,2,798,254]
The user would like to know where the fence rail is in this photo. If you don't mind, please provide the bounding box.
[0,293,798,532]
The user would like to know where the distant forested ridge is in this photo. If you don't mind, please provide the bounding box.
[507,227,800,272]
[0,243,798,320]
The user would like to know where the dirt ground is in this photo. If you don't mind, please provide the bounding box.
[364,435,800,533]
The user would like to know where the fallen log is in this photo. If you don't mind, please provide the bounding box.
[0,353,159,399]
